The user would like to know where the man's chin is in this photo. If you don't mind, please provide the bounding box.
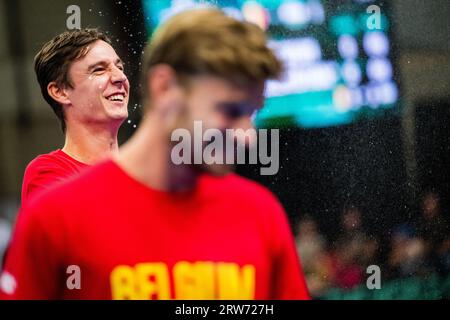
[195,163,235,177]
[108,109,129,122]
[104,100,129,118]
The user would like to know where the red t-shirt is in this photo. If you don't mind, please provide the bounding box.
[1,160,310,300]
[21,149,88,204]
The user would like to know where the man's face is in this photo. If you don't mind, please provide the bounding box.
[65,40,129,126]
[175,75,265,176]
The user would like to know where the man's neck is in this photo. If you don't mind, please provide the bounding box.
[62,122,121,165]
[116,112,198,193]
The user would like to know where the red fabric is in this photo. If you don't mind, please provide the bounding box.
[21,149,88,204]
[1,160,310,300]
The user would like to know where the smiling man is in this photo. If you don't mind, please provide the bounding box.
[0,9,309,300]
[21,29,129,203]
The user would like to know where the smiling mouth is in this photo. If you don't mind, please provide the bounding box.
[106,93,126,102]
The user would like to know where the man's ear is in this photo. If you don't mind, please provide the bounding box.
[47,82,71,106]
[146,64,178,106]
[146,64,186,126]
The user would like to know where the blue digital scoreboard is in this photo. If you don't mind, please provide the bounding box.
[142,0,399,128]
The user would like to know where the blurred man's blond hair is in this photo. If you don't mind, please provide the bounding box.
[141,8,283,102]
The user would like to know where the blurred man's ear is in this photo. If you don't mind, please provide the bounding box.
[146,64,185,126]
[146,64,178,105]
[47,82,71,106]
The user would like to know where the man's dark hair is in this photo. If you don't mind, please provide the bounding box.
[34,28,112,132]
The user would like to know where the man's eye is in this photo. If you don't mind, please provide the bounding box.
[93,67,105,73]
[117,65,124,71]
[218,104,245,119]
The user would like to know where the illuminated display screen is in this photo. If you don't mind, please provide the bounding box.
[142,0,399,128]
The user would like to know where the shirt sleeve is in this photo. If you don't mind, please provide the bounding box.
[0,200,65,299]
[268,197,311,300]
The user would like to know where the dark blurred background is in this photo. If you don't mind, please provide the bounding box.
[0,0,449,299]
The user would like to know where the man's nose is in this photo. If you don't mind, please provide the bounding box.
[111,66,127,84]
[232,116,257,147]
[237,115,254,131]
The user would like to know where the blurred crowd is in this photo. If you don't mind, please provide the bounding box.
[296,191,450,298]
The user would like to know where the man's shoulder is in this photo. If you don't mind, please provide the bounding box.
[27,160,119,208]
[24,150,76,176]
[27,149,66,164]
[215,174,290,240]
[208,173,281,208]
[224,174,275,196]
[25,149,60,169]
[22,149,91,202]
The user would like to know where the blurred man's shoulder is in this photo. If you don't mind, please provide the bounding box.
[226,173,274,195]
[209,173,281,207]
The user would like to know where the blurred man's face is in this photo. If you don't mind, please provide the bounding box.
[65,40,129,126]
[174,75,265,176]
